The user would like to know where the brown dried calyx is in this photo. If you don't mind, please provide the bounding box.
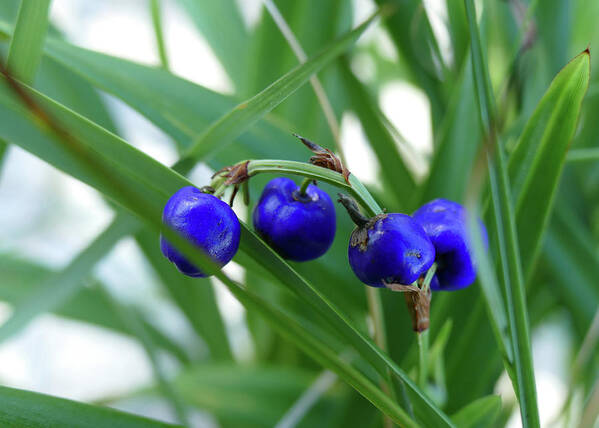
[213,160,250,185]
[337,193,387,252]
[212,161,250,206]
[384,280,431,332]
[294,134,351,184]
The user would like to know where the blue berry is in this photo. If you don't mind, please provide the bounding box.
[347,212,436,287]
[253,177,336,261]
[412,198,488,291]
[160,186,240,277]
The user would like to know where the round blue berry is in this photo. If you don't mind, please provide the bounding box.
[412,198,488,291]
[160,186,240,277]
[253,177,336,261]
[348,213,436,287]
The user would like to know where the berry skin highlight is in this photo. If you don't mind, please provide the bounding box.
[253,177,336,262]
[160,186,240,277]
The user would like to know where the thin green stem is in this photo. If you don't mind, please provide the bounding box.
[417,330,429,390]
[150,0,169,70]
[213,159,381,215]
[299,177,311,195]
[566,148,599,163]
[366,286,400,428]
[417,263,436,390]
[422,263,437,294]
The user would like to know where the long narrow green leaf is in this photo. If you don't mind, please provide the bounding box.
[542,206,599,334]
[0,73,453,427]
[0,385,181,428]
[6,0,51,84]
[0,213,137,344]
[0,137,7,168]
[150,0,169,70]
[41,34,305,161]
[100,286,191,427]
[179,9,382,165]
[146,364,340,428]
[136,229,233,361]
[420,55,481,203]
[338,58,415,209]
[0,255,190,364]
[373,0,446,125]
[507,49,590,275]
[464,0,540,426]
[220,278,418,428]
[176,0,249,94]
[451,395,502,428]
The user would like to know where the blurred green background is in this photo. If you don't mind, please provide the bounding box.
[0,0,598,427]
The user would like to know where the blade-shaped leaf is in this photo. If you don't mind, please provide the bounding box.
[6,0,51,84]
[373,0,447,125]
[176,0,249,94]
[0,213,138,344]
[220,277,418,428]
[507,49,590,276]
[0,385,181,428]
[451,395,502,428]
[338,58,415,209]
[179,9,382,165]
[135,229,233,361]
[464,0,540,425]
[0,254,190,364]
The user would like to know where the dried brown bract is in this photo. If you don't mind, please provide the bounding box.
[213,160,250,185]
[383,280,431,332]
[294,134,351,184]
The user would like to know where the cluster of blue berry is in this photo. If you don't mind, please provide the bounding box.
[160,178,487,295]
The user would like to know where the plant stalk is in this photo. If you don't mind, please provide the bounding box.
[298,177,312,196]
[417,329,429,391]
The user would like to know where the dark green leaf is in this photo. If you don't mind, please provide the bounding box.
[451,395,502,428]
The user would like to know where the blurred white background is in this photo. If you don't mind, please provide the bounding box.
[0,1,570,426]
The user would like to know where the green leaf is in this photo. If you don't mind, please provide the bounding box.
[237,227,453,427]
[41,35,304,162]
[176,0,249,94]
[0,137,7,167]
[179,9,382,166]
[566,147,599,162]
[0,214,138,344]
[451,395,502,428]
[338,58,416,209]
[507,49,591,276]
[419,55,481,203]
[174,364,337,427]
[135,229,233,361]
[0,254,190,364]
[150,0,169,70]
[0,385,181,428]
[373,0,446,125]
[220,278,418,428]
[6,0,51,84]
[464,0,540,426]
[100,286,191,426]
[541,206,599,334]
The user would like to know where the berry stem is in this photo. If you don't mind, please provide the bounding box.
[416,263,436,392]
[298,177,312,196]
[417,329,429,391]
[421,262,437,293]
[337,193,370,227]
